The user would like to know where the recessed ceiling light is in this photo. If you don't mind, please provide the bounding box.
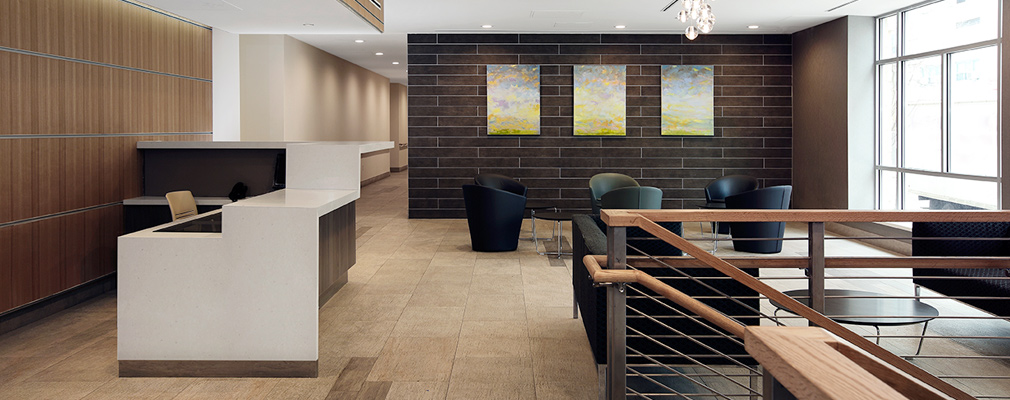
[375,52,384,56]
[303,23,314,27]
[354,39,365,43]
[615,25,626,29]
[748,25,760,29]
[392,61,400,65]
[481,24,493,28]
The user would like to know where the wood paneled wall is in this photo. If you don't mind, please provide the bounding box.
[0,0,212,314]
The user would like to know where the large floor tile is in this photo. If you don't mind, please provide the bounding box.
[464,294,528,321]
[390,306,465,338]
[456,320,531,358]
[446,356,536,400]
[367,337,457,382]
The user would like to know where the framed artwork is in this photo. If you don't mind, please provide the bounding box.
[574,65,626,136]
[487,65,540,135]
[661,65,715,136]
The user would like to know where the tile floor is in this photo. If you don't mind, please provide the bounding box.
[2,171,1009,399]
[0,172,598,399]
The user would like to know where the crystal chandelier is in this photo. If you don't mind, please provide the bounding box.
[675,0,716,40]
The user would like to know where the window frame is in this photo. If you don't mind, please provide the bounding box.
[874,0,1003,211]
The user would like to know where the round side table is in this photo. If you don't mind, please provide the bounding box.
[532,211,573,259]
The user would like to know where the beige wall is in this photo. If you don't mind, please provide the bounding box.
[238,34,392,182]
[239,35,286,142]
[389,83,408,169]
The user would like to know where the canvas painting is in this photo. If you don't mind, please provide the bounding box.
[487,65,541,135]
[574,65,626,136]
[662,65,715,136]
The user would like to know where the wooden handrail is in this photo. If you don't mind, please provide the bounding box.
[606,255,1010,270]
[587,209,980,400]
[582,254,746,337]
[745,327,952,400]
[601,209,1010,224]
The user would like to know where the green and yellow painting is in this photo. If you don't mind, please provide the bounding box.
[487,65,540,135]
[662,65,714,136]
[574,65,626,136]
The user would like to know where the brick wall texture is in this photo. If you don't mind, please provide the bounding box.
[407,33,792,218]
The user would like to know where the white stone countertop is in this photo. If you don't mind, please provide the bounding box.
[138,141,393,153]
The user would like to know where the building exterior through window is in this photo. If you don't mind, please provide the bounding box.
[875,0,1002,210]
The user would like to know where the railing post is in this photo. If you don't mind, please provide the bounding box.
[763,366,800,400]
[606,225,627,400]
[808,222,826,323]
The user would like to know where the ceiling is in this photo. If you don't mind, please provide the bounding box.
[143,0,924,84]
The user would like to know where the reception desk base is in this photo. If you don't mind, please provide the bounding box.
[119,360,318,378]
[319,202,354,307]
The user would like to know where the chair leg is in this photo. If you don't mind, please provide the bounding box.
[712,222,720,253]
[555,220,563,259]
[532,213,539,246]
[916,320,930,355]
[874,326,881,345]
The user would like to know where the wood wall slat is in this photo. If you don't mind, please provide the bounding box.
[11,223,36,306]
[0,0,212,79]
[83,208,103,283]
[122,136,144,199]
[36,217,64,298]
[0,227,12,312]
[0,140,11,223]
[10,139,36,222]
[63,212,86,289]
[36,138,65,217]
[0,51,212,136]
[101,137,123,204]
[63,137,87,212]
[101,205,122,275]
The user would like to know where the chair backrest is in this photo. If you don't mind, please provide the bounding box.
[705,175,759,203]
[725,185,792,210]
[166,190,197,221]
[589,173,640,214]
[912,222,1010,257]
[474,173,527,196]
[600,186,663,210]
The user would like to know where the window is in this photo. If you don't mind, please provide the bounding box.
[875,0,1001,211]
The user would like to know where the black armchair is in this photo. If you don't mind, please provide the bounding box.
[474,173,528,197]
[912,222,1010,318]
[462,182,527,252]
[725,185,792,254]
[704,175,758,234]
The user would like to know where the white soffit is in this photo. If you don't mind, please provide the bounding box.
[142,0,927,84]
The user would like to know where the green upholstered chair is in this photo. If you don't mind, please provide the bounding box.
[589,173,640,214]
[600,186,663,210]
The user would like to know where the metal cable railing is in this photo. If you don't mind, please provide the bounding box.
[584,209,1010,400]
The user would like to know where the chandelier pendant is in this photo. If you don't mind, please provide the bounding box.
[668,0,716,40]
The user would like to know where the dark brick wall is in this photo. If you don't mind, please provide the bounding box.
[407,33,792,218]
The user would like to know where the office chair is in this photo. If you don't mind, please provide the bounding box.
[166,190,198,221]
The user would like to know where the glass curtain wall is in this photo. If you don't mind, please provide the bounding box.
[876,0,1001,210]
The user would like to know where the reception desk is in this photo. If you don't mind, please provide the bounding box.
[117,141,391,378]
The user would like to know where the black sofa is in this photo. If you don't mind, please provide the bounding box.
[912,222,1010,318]
[573,214,759,366]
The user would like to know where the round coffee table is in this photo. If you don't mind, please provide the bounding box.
[532,211,573,258]
[524,200,556,243]
[771,289,939,354]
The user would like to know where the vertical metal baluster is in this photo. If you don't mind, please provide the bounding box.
[606,225,627,400]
